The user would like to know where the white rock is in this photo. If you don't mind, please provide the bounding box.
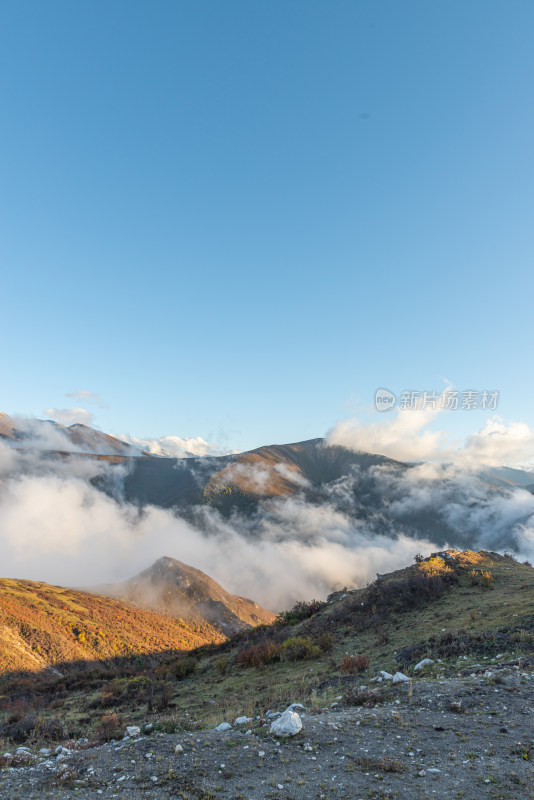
[427,768,441,773]
[39,748,51,756]
[379,671,393,680]
[234,716,252,725]
[215,722,232,731]
[270,709,303,737]
[174,745,183,753]
[414,658,434,671]
[392,672,410,683]
[126,726,141,737]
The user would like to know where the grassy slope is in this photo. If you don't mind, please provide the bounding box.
[158,550,534,725]
[0,550,532,744]
[0,579,224,673]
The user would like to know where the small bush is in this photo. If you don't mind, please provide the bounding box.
[343,688,384,708]
[215,657,229,675]
[414,553,425,563]
[470,569,494,589]
[153,680,174,711]
[175,658,196,680]
[418,556,454,579]
[315,632,333,653]
[280,636,321,662]
[33,715,64,741]
[340,654,369,674]
[237,641,281,668]
[1,713,37,743]
[480,570,494,589]
[95,713,122,742]
[277,599,326,625]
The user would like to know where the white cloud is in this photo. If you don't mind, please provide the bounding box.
[328,409,534,469]
[122,434,238,458]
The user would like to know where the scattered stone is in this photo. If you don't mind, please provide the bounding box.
[126,726,141,737]
[414,658,434,671]
[392,672,410,683]
[270,709,303,737]
[234,716,252,725]
[215,722,232,731]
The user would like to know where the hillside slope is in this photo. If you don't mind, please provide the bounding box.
[115,556,276,636]
[0,578,224,674]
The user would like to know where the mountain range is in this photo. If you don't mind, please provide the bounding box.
[2,412,534,554]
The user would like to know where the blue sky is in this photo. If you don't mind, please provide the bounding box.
[1,1,533,452]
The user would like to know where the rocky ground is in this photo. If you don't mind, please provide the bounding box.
[0,662,532,800]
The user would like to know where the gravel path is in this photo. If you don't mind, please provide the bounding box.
[1,666,532,799]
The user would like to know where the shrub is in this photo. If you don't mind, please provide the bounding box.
[32,715,64,741]
[340,654,369,674]
[95,713,122,742]
[175,658,196,680]
[418,556,454,578]
[277,599,326,625]
[280,636,321,662]
[343,688,384,708]
[315,632,333,653]
[237,641,281,668]
[470,569,494,589]
[480,570,494,589]
[153,680,174,711]
[414,553,425,563]
[215,657,229,675]
[1,713,37,743]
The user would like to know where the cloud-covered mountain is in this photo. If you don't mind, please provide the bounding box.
[0,412,141,457]
[1,413,534,609]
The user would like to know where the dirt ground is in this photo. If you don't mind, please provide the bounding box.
[0,664,532,800]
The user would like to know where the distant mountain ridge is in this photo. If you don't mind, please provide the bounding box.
[3,412,534,554]
[0,412,142,457]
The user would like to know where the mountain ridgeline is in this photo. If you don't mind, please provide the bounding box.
[2,413,534,552]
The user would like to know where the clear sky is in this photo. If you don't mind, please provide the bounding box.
[1,1,533,451]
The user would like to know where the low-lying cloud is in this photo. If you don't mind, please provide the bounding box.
[1,412,533,611]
